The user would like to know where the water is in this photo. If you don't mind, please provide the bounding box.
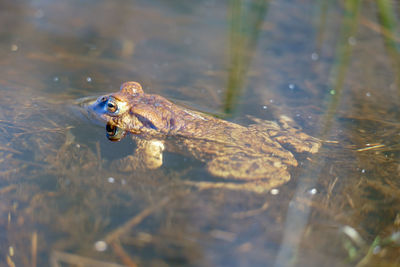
[1,0,400,266]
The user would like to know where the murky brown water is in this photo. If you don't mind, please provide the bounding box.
[1,0,400,266]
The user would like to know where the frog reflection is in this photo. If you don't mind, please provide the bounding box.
[87,82,321,193]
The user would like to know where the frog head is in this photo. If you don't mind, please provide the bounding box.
[88,81,168,141]
[90,81,143,118]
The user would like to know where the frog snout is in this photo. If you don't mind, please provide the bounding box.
[72,95,108,125]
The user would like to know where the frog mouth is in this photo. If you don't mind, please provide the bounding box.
[106,123,126,141]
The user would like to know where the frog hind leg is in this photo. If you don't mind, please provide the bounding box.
[273,115,321,154]
[184,180,286,193]
[184,155,290,193]
[250,115,321,154]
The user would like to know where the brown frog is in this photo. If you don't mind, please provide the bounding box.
[87,81,321,193]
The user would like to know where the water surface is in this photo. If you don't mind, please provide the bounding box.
[1,0,400,266]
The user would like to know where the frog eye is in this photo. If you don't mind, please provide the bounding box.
[106,99,118,114]
[100,96,108,102]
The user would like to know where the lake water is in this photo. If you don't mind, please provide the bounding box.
[1,0,399,266]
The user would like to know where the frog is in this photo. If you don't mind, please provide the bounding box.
[86,81,321,193]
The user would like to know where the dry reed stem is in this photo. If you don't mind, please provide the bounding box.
[50,251,125,267]
[104,196,170,243]
[31,231,37,267]
[111,242,138,267]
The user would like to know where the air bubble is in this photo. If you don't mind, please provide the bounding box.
[94,241,107,252]
[348,36,357,46]
[308,188,317,195]
[270,188,279,195]
[10,44,18,52]
[311,52,319,61]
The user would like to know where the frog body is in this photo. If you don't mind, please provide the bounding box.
[87,81,321,193]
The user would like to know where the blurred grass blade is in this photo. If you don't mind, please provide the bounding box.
[376,0,399,49]
[320,0,361,136]
[224,0,269,115]
[315,0,333,51]
[376,0,400,93]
